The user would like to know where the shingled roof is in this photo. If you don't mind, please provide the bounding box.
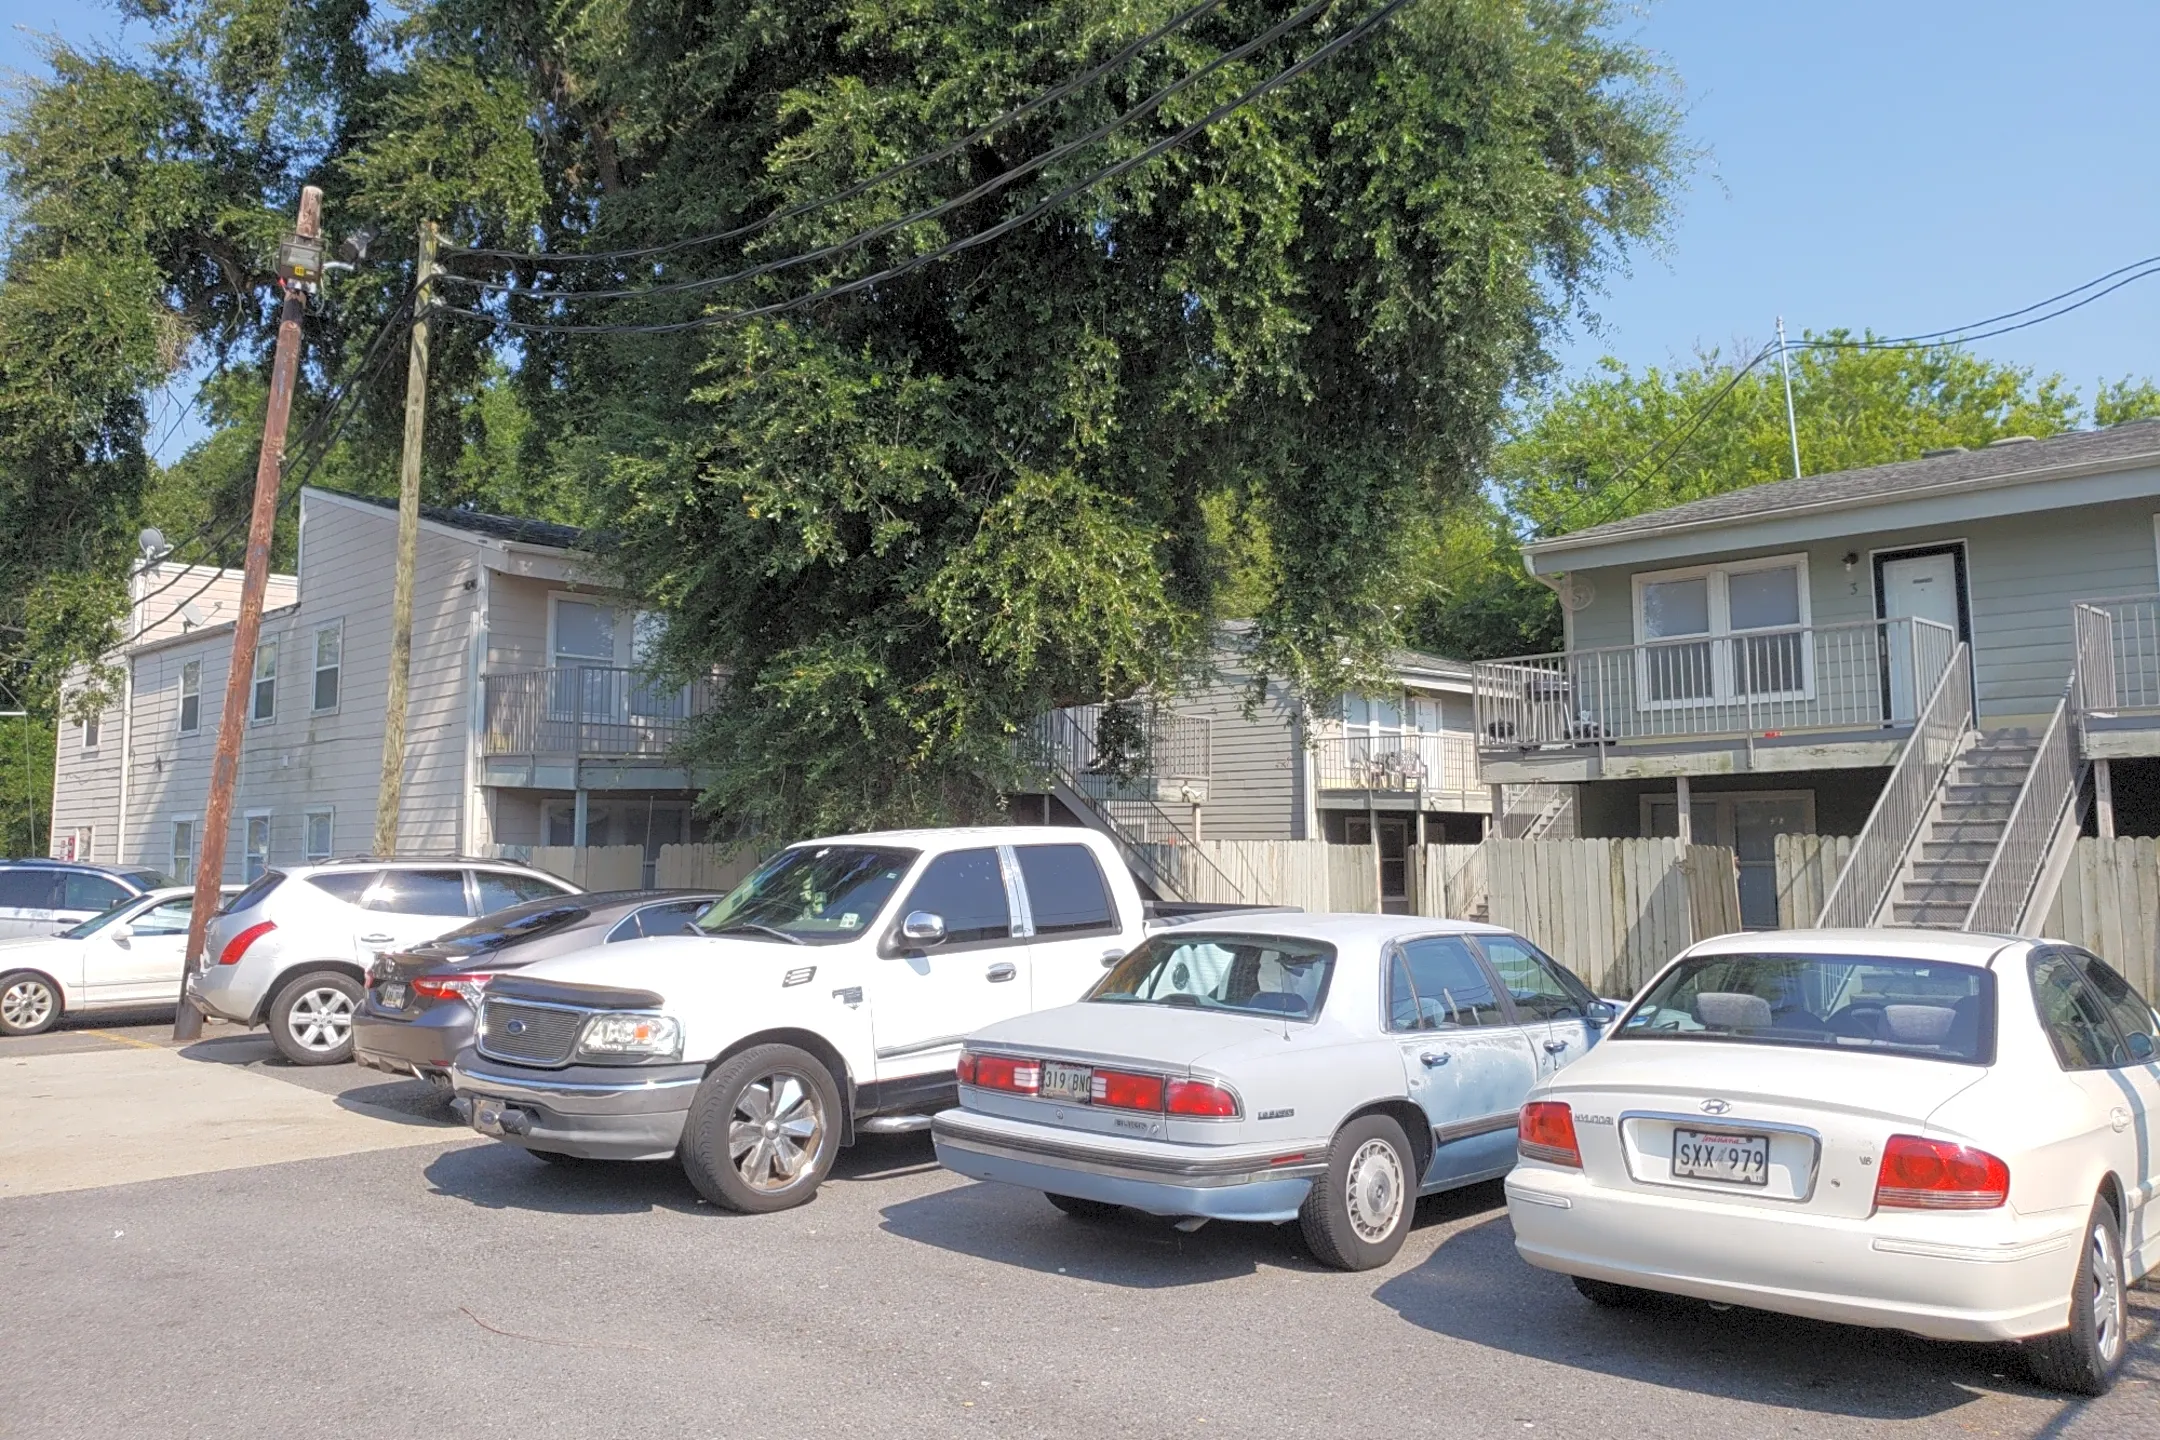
[319,488,588,550]
[1527,419,2160,557]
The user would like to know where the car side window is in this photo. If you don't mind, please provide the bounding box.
[1388,936,1508,1031]
[1478,933,1591,1020]
[2068,948,2160,1064]
[0,870,59,908]
[898,848,1011,945]
[474,871,569,915]
[365,869,473,918]
[307,871,380,904]
[629,900,707,940]
[63,872,129,913]
[132,898,194,936]
[2029,952,2125,1070]
[1014,844,1116,935]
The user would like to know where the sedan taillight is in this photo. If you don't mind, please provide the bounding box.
[1874,1134,2009,1210]
[965,1052,1040,1096]
[1518,1102,1581,1167]
[411,972,499,1006]
[1165,1079,1239,1117]
[1090,1069,1166,1111]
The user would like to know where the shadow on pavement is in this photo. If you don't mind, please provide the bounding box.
[421,1140,708,1217]
[829,1132,942,1182]
[174,1032,277,1066]
[1371,1209,2134,1423]
[334,1081,464,1127]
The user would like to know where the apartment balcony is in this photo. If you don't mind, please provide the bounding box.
[2073,594,2160,758]
[480,666,714,791]
[1313,731,1487,811]
[1471,617,1958,784]
[1029,702,1212,805]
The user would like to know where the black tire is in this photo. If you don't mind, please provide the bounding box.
[1573,1275,1651,1308]
[681,1043,843,1213]
[1299,1112,1416,1271]
[1044,1192,1121,1220]
[2024,1194,2130,1396]
[0,970,62,1037]
[267,969,362,1065]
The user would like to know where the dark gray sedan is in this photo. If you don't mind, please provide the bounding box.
[353,889,719,1086]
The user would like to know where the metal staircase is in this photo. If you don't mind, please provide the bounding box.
[1889,729,2041,925]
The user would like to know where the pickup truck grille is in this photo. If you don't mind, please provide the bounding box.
[477,1000,585,1066]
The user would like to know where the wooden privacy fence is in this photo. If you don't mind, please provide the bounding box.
[2042,837,2160,997]
[1483,839,1741,999]
[1774,833,1856,929]
[506,843,765,893]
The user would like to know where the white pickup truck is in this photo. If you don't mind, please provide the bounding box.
[450,826,1254,1211]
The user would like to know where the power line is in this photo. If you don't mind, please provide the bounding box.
[437,0,1335,307]
[450,0,1230,270]
[436,0,1419,337]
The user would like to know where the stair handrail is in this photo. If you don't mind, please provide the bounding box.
[1819,642,1973,927]
[1964,679,2080,935]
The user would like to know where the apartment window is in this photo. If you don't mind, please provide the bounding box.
[252,640,278,722]
[304,809,334,863]
[172,819,196,884]
[82,712,100,751]
[312,624,341,712]
[68,826,94,862]
[1632,556,1810,706]
[179,660,201,734]
[244,814,273,882]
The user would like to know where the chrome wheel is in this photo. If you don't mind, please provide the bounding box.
[1343,1136,1406,1244]
[2090,1219,2125,1367]
[287,987,355,1053]
[1,976,57,1032]
[726,1069,825,1192]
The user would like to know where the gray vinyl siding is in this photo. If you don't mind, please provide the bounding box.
[46,682,123,861]
[487,573,554,672]
[1563,497,2160,729]
[1174,672,1307,842]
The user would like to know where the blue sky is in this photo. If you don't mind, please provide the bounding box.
[5,0,2158,460]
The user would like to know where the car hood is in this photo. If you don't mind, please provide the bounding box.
[1541,1033,1990,1123]
[0,935,78,960]
[968,1001,1320,1074]
[500,933,808,1003]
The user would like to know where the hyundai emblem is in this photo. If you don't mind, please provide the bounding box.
[1699,1098,1731,1115]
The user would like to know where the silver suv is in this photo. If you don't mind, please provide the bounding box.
[190,859,579,1065]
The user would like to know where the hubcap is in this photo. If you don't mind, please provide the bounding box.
[727,1070,824,1192]
[288,987,355,1052]
[2091,1220,2125,1365]
[1344,1137,1406,1243]
[1,978,55,1031]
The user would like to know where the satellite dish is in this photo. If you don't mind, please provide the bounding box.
[1561,575,1596,611]
[179,601,206,630]
[138,527,169,560]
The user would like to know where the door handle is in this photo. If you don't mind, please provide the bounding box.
[1420,1051,1450,1068]
[360,933,394,945]
[1544,1040,1569,1054]
[2112,1107,2132,1133]
[986,962,1017,983]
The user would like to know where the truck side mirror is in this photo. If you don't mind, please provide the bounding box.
[900,911,947,945]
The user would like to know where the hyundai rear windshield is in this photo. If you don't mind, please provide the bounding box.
[1089,934,1335,1021]
[1618,954,1996,1064]
[694,846,918,945]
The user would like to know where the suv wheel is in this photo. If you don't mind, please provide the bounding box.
[268,970,361,1065]
[0,970,61,1036]
[680,1044,842,1213]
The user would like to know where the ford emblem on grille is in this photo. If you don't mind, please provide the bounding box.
[1699,1098,1731,1115]
[506,1018,528,1036]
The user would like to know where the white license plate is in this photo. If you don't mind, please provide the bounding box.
[378,981,407,1009]
[1672,1128,1770,1186]
[472,1098,507,1136]
[1039,1062,1092,1102]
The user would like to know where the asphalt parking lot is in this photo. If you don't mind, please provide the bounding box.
[2,1015,2154,1439]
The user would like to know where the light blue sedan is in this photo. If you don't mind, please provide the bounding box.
[931,913,1613,1270]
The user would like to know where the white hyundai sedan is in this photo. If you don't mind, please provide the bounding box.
[1505,929,2158,1396]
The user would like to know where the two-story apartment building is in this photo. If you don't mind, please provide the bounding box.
[50,487,707,884]
[1473,419,2160,931]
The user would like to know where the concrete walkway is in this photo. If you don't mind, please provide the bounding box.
[0,1040,455,1198]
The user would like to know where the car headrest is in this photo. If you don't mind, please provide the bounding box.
[1693,991,1773,1029]
[1882,1003,1956,1046]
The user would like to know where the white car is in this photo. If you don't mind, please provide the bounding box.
[0,885,238,1036]
[189,859,578,1065]
[932,914,1612,1270]
[1505,928,2160,1397]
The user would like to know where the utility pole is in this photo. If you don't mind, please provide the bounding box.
[374,219,439,857]
[1775,315,1804,480]
[175,185,324,1041]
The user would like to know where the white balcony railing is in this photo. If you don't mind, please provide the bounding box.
[2071,594,2160,714]
[1314,731,1478,794]
[482,667,714,759]
[1472,618,1957,756]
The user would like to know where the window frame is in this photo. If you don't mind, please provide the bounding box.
[2033,946,2158,1070]
[250,638,278,724]
[1011,842,1118,938]
[81,710,100,752]
[1630,553,1813,710]
[1381,932,1517,1034]
[885,846,1019,953]
[178,660,201,735]
[311,621,342,714]
[303,808,334,864]
[243,811,273,882]
[171,816,197,885]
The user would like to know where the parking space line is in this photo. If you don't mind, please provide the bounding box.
[81,1029,168,1052]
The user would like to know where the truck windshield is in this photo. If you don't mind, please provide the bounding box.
[695,846,919,946]
[1089,933,1336,1021]
[1617,953,1995,1064]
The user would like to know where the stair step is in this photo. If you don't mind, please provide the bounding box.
[1911,859,1990,881]
[1936,804,2013,823]
[1903,883,1980,904]
[1945,782,2025,802]
[1892,902,1974,925]
[1921,841,2001,862]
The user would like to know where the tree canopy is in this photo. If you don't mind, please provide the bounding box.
[0,0,1687,837]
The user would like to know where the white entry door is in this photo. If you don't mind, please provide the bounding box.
[1880,550,1962,721]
